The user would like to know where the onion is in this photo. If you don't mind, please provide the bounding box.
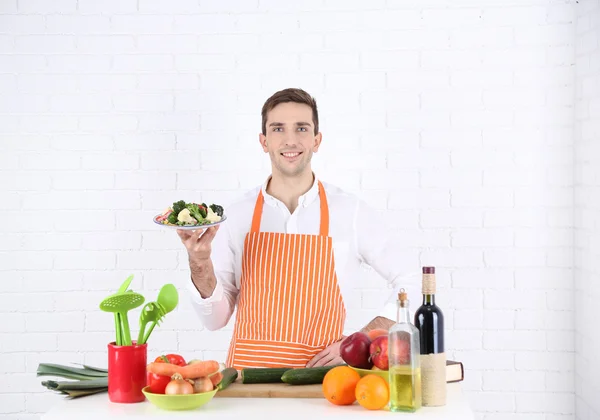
[192,377,214,393]
[165,373,194,395]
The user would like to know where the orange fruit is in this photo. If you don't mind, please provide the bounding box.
[355,374,389,410]
[367,328,388,341]
[322,366,361,406]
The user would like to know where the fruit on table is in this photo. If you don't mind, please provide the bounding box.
[369,335,389,370]
[340,332,373,369]
[391,336,411,364]
[355,374,389,410]
[322,366,361,406]
[367,328,388,340]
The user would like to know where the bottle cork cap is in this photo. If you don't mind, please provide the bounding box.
[398,288,408,302]
[423,266,435,274]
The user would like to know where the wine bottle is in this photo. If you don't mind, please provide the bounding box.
[414,266,446,406]
[388,289,421,412]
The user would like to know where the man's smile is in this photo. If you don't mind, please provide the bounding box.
[281,151,302,160]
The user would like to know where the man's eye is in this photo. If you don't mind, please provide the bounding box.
[298,127,307,132]
[273,127,283,132]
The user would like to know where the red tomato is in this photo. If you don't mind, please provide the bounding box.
[146,372,171,394]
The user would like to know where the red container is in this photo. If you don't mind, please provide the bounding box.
[107,341,147,403]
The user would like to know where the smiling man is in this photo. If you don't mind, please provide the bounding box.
[178,88,412,369]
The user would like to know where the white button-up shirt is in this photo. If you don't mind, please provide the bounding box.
[187,175,416,334]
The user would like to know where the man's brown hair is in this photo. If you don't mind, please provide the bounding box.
[261,88,319,135]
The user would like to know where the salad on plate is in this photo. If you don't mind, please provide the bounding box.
[154,200,225,229]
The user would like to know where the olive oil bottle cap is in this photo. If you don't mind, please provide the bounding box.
[398,288,409,308]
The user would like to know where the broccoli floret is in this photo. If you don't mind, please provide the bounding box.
[171,200,186,215]
[186,203,205,223]
[210,204,224,217]
[167,212,178,224]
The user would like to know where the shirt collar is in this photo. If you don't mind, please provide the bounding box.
[261,173,320,209]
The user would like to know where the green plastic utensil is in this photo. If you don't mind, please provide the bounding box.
[141,284,178,344]
[99,292,144,346]
[113,275,134,345]
[157,283,179,313]
[137,302,165,345]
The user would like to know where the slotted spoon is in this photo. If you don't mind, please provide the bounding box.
[99,292,144,346]
[113,274,134,345]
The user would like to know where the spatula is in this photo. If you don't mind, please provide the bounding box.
[141,284,178,344]
[99,291,144,346]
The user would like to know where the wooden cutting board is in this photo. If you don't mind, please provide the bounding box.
[214,378,323,398]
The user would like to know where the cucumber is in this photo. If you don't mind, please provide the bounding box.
[281,365,345,385]
[241,367,292,384]
[217,368,238,391]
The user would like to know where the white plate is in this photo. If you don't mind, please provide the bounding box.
[153,214,227,230]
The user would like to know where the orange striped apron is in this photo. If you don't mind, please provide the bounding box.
[226,181,346,369]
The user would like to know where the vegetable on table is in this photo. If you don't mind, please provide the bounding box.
[155,354,186,366]
[281,365,345,385]
[147,371,171,395]
[146,359,220,380]
[241,367,292,384]
[191,377,213,393]
[208,371,223,387]
[165,373,194,395]
[217,368,238,390]
[37,363,108,399]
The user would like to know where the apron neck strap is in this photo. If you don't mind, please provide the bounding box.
[250,181,329,236]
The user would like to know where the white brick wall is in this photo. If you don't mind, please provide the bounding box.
[0,1,584,419]
[574,1,600,420]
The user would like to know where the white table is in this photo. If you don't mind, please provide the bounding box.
[41,383,475,419]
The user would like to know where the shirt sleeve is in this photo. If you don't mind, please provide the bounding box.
[187,219,239,331]
[353,199,420,311]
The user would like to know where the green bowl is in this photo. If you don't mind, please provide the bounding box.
[142,387,217,411]
[350,367,389,383]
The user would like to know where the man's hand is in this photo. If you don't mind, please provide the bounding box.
[177,225,220,298]
[306,338,345,368]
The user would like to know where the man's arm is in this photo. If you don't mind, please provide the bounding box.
[179,223,239,331]
[306,316,396,367]
[190,255,217,298]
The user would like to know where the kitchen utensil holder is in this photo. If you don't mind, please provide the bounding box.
[107,341,147,403]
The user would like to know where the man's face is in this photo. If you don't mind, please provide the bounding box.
[259,102,322,179]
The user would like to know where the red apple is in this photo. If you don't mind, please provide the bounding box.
[340,332,372,369]
[369,335,389,370]
[391,338,411,365]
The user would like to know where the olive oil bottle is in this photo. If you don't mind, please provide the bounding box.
[388,289,422,412]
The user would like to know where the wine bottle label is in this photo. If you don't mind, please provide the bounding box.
[422,273,436,295]
[420,353,446,407]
